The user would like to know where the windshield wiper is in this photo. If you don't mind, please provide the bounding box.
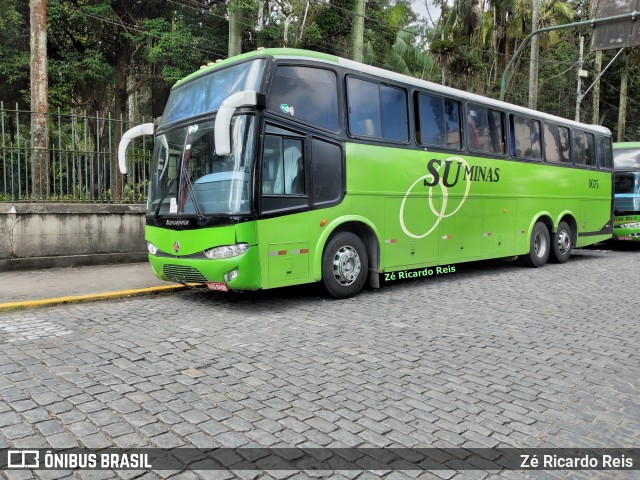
[180,162,208,222]
[154,177,176,219]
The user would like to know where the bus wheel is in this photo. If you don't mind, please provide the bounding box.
[522,221,550,268]
[322,232,368,299]
[551,221,572,263]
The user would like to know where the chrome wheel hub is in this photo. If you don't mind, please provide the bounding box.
[557,230,571,254]
[534,231,548,258]
[333,246,361,286]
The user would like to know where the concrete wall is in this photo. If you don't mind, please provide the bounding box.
[0,203,147,271]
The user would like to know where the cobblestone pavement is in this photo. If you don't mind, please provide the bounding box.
[1,245,639,480]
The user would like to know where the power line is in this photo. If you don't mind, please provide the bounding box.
[166,0,347,58]
[68,5,228,59]
[70,0,611,88]
[178,0,583,72]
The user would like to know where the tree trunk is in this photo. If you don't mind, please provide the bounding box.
[228,0,242,57]
[30,0,48,200]
[297,0,310,46]
[112,47,128,202]
[256,0,266,48]
[617,58,628,142]
[592,50,603,124]
[528,0,541,110]
[352,0,365,62]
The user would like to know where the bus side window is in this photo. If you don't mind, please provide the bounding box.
[346,77,408,142]
[284,145,304,195]
[417,93,461,149]
[312,138,343,205]
[262,135,304,196]
[511,115,541,160]
[467,105,505,155]
[268,66,339,132]
[597,136,613,169]
[573,130,595,167]
[347,78,382,137]
[544,123,570,164]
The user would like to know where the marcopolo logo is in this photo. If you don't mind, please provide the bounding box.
[399,156,500,239]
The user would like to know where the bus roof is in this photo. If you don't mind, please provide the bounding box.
[614,142,640,149]
[177,48,611,137]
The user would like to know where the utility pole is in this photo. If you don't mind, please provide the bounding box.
[352,0,365,62]
[30,0,48,200]
[528,0,541,110]
[574,36,584,122]
[500,11,638,102]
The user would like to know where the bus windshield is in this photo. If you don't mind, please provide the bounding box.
[160,59,265,127]
[613,146,640,216]
[613,147,640,170]
[148,115,255,216]
[614,172,638,194]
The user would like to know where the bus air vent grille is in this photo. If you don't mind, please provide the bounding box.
[163,264,207,284]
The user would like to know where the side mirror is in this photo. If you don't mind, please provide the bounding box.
[118,123,155,174]
[214,90,264,156]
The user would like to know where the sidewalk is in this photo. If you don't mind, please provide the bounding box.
[0,262,185,311]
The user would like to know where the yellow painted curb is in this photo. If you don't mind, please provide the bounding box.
[0,284,189,312]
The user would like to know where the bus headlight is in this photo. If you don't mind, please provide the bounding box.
[147,242,159,255]
[620,222,640,229]
[204,243,249,259]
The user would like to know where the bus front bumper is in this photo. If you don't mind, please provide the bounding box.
[148,247,262,291]
[613,215,640,242]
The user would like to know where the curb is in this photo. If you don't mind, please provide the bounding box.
[0,284,189,312]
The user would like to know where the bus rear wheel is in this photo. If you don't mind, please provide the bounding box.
[322,232,368,299]
[551,221,572,263]
[521,221,550,268]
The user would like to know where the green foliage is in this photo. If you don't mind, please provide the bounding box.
[228,0,261,13]
[142,18,199,85]
[429,39,456,56]
[262,23,283,45]
[301,24,322,44]
[315,8,343,36]
[0,0,28,104]
[449,50,483,77]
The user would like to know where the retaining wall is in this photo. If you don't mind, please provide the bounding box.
[0,203,147,271]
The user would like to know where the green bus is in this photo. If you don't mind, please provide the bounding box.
[119,48,613,298]
[613,142,640,242]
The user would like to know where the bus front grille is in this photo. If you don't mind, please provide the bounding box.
[163,264,207,284]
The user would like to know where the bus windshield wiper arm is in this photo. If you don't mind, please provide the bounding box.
[154,177,176,219]
[180,163,208,221]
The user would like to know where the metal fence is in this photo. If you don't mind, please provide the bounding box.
[0,102,153,203]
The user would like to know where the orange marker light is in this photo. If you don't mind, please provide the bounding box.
[320,219,328,227]
[503,209,508,213]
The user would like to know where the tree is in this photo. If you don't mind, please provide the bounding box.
[352,0,365,61]
[30,0,48,200]
[0,0,29,105]
[228,0,243,56]
[388,24,432,77]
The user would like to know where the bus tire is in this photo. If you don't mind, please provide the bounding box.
[322,232,368,299]
[551,221,572,263]
[522,221,550,268]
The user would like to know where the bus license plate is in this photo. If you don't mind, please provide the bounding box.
[206,282,229,292]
